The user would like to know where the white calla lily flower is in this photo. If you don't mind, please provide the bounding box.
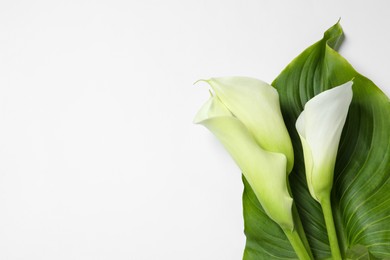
[203,77,295,173]
[194,94,294,230]
[296,81,353,202]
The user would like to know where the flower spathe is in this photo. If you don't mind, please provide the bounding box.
[296,81,353,202]
[194,91,294,231]
[203,77,295,173]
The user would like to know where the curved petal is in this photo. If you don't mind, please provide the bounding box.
[195,96,294,230]
[204,77,294,173]
[296,81,353,201]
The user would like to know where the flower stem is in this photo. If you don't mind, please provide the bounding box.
[320,196,342,260]
[286,179,313,259]
[292,203,314,259]
[284,228,312,260]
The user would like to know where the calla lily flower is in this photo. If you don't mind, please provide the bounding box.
[201,77,295,173]
[194,85,294,230]
[296,81,353,202]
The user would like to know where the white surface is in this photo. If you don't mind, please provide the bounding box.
[0,0,389,259]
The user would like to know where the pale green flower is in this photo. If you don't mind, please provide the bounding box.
[202,77,294,173]
[194,79,294,230]
[296,81,353,202]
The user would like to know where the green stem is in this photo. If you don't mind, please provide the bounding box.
[321,196,342,260]
[292,203,314,259]
[332,195,348,254]
[284,228,312,260]
[286,179,313,258]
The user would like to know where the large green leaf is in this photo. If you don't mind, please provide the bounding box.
[243,22,390,259]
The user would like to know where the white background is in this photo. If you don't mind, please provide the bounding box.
[0,0,389,259]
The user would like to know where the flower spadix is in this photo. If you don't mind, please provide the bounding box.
[194,77,294,230]
[200,77,294,173]
[296,81,353,202]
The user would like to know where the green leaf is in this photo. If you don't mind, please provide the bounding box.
[345,245,380,260]
[243,22,390,259]
[242,176,297,259]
